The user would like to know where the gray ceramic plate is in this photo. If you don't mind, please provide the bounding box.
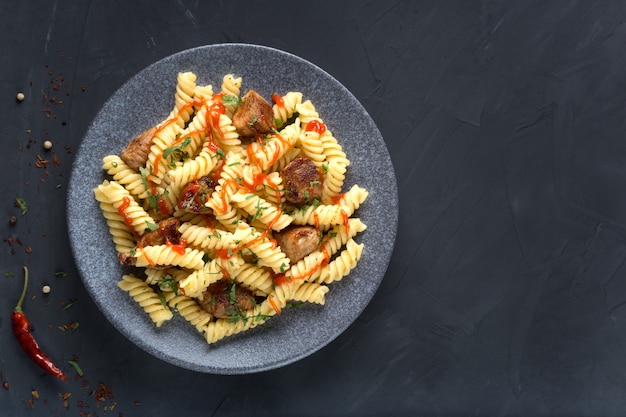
[67,43,398,374]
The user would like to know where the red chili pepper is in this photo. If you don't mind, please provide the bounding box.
[12,266,68,381]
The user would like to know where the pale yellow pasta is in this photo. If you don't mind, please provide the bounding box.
[292,283,329,305]
[289,203,351,227]
[178,254,244,299]
[118,274,173,327]
[168,148,218,192]
[144,267,189,286]
[230,191,293,231]
[314,239,364,285]
[239,228,290,273]
[102,155,153,200]
[268,147,302,173]
[321,159,347,203]
[220,74,242,119]
[145,122,183,185]
[320,218,367,256]
[213,113,241,154]
[165,291,213,333]
[320,129,349,164]
[204,304,269,344]
[173,71,197,126]
[96,73,369,346]
[93,186,136,254]
[334,184,369,214]
[273,91,302,126]
[231,263,274,295]
[178,223,233,251]
[247,127,299,172]
[133,245,205,269]
[193,84,214,100]
[96,180,155,236]
[295,100,319,125]
[284,250,328,284]
[298,129,326,168]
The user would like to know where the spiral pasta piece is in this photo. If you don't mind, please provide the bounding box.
[221,74,242,119]
[102,155,153,199]
[320,218,367,256]
[133,245,205,269]
[165,292,213,333]
[230,191,293,231]
[204,304,269,344]
[299,129,326,168]
[96,180,155,236]
[321,159,347,203]
[315,239,364,285]
[292,283,329,305]
[93,185,136,254]
[273,91,302,127]
[231,263,274,295]
[118,274,173,327]
[144,267,189,286]
[334,184,369,214]
[213,113,241,154]
[178,254,244,299]
[295,100,319,126]
[289,203,351,227]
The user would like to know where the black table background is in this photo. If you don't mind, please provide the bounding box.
[3,1,626,416]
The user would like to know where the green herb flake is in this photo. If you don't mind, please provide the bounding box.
[145,221,159,231]
[163,137,192,160]
[67,359,84,377]
[222,95,240,107]
[14,197,28,215]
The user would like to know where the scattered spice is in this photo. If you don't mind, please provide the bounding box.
[2,381,9,390]
[42,285,50,294]
[9,215,17,225]
[16,92,25,102]
[43,140,53,150]
[25,246,32,254]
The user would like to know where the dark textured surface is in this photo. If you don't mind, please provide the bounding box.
[67,43,397,374]
[4,1,626,416]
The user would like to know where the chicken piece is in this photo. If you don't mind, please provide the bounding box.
[120,126,157,171]
[232,90,275,137]
[118,217,181,267]
[137,217,181,247]
[273,225,320,264]
[177,175,217,213]
[199,280,256,319]
[281,157,323,205]
[118,252,136,266]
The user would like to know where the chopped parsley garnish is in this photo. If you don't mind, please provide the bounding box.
[222,95,240,107]
[145,221,159,231]
[163,137,192,160]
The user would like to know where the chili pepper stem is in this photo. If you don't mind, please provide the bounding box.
[14,266,29,313]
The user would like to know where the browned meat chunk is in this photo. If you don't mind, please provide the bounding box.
[199,280,256,319]
[120,126,156,171]
[273,225,320,263]
[118,252,136,266]
[177,175,217,213]
[281,157,323,205]
[232,90,275,137]
[137,217,181,247]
